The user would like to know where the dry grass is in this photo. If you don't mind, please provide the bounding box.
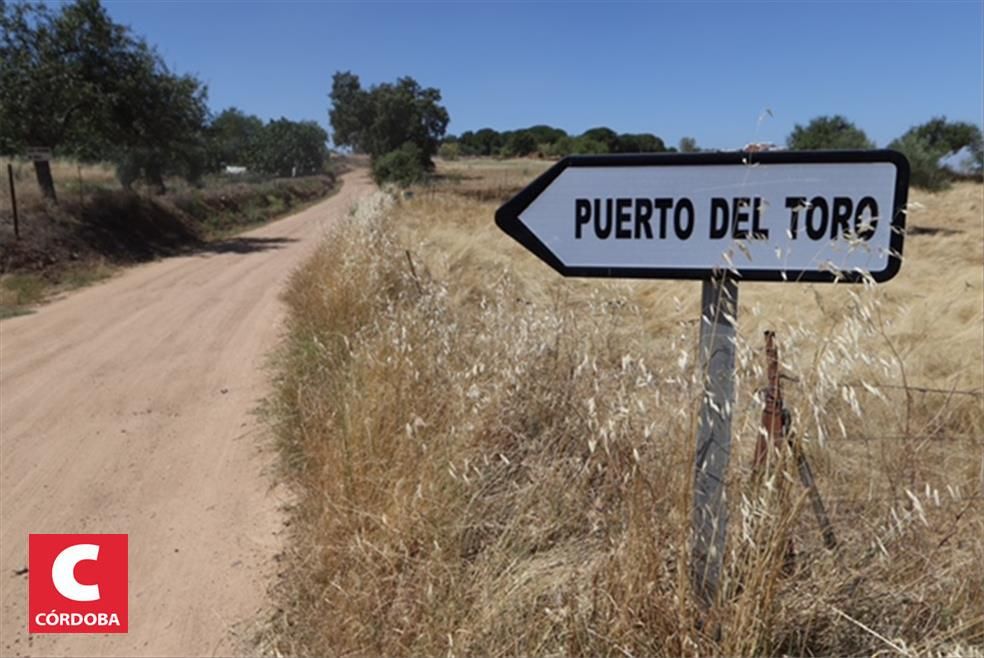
[432,157,553,203]
[263,160,984,657]
[0,158,119,211]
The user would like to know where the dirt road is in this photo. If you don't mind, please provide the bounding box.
[0,170,374,657]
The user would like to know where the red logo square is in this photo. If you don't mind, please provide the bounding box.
[28,534,128,634]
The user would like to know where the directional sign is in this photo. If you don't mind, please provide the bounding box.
[496,150,910,283]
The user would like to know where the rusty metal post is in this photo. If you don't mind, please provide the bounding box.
[757,330,837,551]
[755,330,785,473]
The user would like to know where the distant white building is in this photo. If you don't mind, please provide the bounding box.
[224,165,247,175]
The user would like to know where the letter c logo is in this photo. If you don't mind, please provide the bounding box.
[51,544,100,602]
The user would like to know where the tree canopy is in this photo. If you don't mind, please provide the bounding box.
[207,108,264,171]
[888,117,983,190]
[202,109,329,179]
[450,126,669,158]
[251,118,328,178]
[615,133,666,154]
[1,0,128,157]
[580,127,620,152]
[1,1,330,196]
[893,116,982,170]
[0,0,211,196]
[678,137,700,153]
[786,115,874,150]
[329,71,449,169]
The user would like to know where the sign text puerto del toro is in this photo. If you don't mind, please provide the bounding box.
[496,150,910,283]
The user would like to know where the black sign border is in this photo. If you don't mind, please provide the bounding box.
[495,149,910,283]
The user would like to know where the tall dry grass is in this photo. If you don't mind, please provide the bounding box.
[0,158,119,211]
[263,166,983,656]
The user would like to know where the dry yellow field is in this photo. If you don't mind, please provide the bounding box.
[0,158,119,210]
[266,159,983,656]
[429,159,982,391]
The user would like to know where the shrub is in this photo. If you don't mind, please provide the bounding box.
[503,131,537,157]
[889,133,951,191]
[438,142,461,160]
[888,117,984,189]
[544,136,574,158]
[571,136,608,154]
[372,142,428,187]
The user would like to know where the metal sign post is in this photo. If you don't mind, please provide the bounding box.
[692,275,738,605]
[495,150,910,607]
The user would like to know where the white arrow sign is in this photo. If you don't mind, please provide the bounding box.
[496,150,909,283]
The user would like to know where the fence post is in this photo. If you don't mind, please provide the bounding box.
[8,163,19,240]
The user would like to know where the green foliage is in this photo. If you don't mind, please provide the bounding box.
[903,116,982,159]
[787,115,874,150]
[111,67,211,191]
[0,0,210,194]
[543,136,575,158]
[207,108,264,169]
[2,274,47,306]
[888,118,983,190]
[678,137,700,153]
[199,110,329,179]
[549,131,666,156]
[458,128,503,156]
[1,0,123,157]
[372,142,428,187]
[0,0,336,195]
[251,119,328,178]
[438,142,461,160]
[473,128,503,156]
[580,127,619,152]
[889,133,950,191]
[571,137,608,154]
[614,133,665,153]
[503,131,537,157]
[525,125,567,145]
[328,71,371,152]
[330,71,449,170]
[453,125,667,158]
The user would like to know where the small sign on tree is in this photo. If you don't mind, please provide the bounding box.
[25,147,53,162]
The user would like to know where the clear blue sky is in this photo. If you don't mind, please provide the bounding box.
[102,1,983,150]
